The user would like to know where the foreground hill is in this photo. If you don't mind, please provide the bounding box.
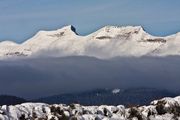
[1,96,180,120]
[1,25,180,59]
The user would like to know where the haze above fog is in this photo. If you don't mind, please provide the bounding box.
[0,56,180,99]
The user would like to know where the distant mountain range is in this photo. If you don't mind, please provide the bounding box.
[0,25,180,59]
[34,88,178,106]
[0,88,177,106]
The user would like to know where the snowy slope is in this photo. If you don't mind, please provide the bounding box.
[0,25,180,59]
[1,96,180,120]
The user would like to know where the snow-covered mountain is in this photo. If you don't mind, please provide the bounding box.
[1,96,180,120]
[1,25,180,59]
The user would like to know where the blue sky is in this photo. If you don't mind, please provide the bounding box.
[0,0,180,43]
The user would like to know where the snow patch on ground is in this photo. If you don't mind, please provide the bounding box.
[1,96,180,120]
[112,89,121,94]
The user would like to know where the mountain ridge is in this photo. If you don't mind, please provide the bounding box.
[0,25,180,59]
